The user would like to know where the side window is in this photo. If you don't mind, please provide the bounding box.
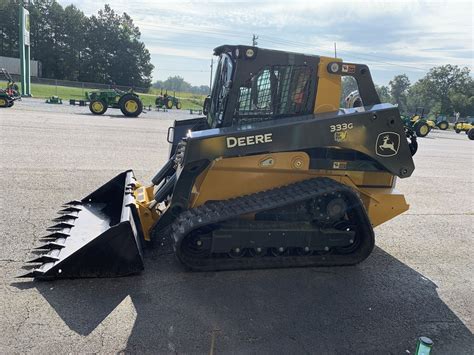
[234,65,312,122]
[236,69,273,116]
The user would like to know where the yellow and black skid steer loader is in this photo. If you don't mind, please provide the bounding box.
[21,45,416,279]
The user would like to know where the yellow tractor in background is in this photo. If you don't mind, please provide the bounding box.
[21,45,416,279]
[454,119,474,140]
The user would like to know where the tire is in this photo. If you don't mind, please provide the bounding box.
[455,129,461,134]
[176,101,182,109]
[468,128,474,140]
[437,121,449,130]
[89,99,108,115]
[166,99,173,109]
[7,101,14,107]
[119,94,143,117]
[0,97,8,108]
[415,121,430,137]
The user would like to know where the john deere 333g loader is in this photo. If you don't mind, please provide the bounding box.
[21,45,416,279]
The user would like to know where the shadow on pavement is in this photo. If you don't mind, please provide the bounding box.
[13,247,474,353]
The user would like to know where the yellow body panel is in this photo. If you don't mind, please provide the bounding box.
[455,122,473,131]
[359,187,409,227]
[314,56,342,114]
[427,120,436,128]
[189,152,408,228]
[134,185,160,241]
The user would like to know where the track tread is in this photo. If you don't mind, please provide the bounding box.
[168,178,375,271]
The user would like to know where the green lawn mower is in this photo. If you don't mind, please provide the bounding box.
[0,68,21,108]
[86,89,143,117]
[45,96,63,104]
[155,90,182,109]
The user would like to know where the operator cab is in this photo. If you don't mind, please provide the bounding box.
[205,45,319,129]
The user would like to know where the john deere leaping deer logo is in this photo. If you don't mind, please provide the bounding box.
[376,132,400,157]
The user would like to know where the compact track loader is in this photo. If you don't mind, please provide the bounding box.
[21,45,416,280]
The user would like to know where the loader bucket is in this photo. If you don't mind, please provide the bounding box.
[20,170,144,280]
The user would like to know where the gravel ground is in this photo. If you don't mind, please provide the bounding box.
[0,99,473,354]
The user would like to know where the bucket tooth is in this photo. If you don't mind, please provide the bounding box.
[18,271,40,278]
[35,242,66,250]
[64,200,82,206]
[58,207,81,214]
[41,232,70,241]
[52,215,78,222]
[40,236,56,242]
[28,255,60,264]
[47,222,74,231]
[18,268,46,278]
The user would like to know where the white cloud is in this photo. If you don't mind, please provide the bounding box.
[59,0,473,84]
[146,45,211,60]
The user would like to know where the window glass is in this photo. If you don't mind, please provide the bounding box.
[234,65,312,123]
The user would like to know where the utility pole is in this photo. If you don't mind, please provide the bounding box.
[252,34,259,47]
[334,42,337,58]
[209,58,214,94]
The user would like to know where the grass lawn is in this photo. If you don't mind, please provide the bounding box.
[1,81,206,109]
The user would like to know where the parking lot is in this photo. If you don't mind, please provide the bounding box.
[0,99,473,354]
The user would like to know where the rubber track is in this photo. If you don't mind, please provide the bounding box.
[170,177,375,271]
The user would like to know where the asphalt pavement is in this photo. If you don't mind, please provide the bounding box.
[0,99,473,354]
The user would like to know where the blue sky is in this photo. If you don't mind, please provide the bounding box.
[60,0,473,87]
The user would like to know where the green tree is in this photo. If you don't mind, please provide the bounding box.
[449,91,474,117]
[81,5,153,87]
[1,1,153,88]
[0,0,20,58]
[61,5,87,80]
[153,77,210,94]
[407,65,473,116]
[389,74,410,112]
[376,85,391,103]
[423,65,472,114]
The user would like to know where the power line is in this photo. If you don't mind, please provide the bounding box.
[260,36,430,72]
[157,69,209,72]
[135,21,455,72]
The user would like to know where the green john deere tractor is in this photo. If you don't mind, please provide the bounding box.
[402,107,448,137]
[155,90,182,109]
[402,108,429,137]
[86,89,143,117]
